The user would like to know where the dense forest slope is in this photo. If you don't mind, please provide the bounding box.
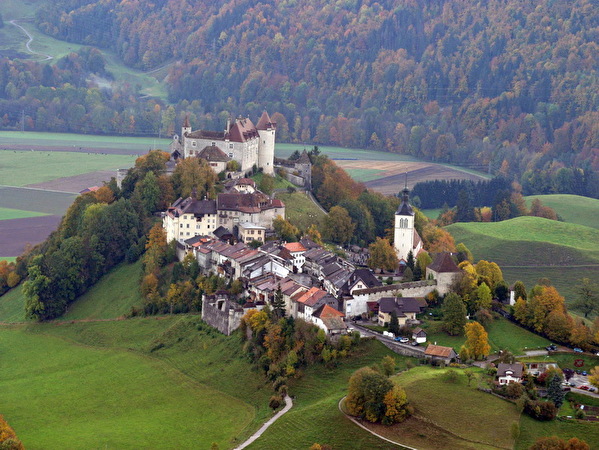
[15,1,599,195]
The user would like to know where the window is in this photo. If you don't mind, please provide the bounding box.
[186,224,190,228]
[229,153,233,158]
[192,141,197,147]
[180,224,183,228]
[211,142,215,146]
[229,144,233,149]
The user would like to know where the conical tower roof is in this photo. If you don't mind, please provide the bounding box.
[396,174,414,216]
[256,111,274,130]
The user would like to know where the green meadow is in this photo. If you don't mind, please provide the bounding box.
[391,366,519,449]
[343,168,385,182]
[275,143,419,162]
[0,320,256,450]
[0,149,136,186]
[0,284,26,323]
[0,186,76,214]
[525,194,599,230]
[421,317,551,355]
[276,191,327,231]
[0,206,48,221]
[447,216,599,303]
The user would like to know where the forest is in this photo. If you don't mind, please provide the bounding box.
[1,0,598,197]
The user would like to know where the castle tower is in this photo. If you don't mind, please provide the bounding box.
[394,177,415,263]
[256,111,276,175]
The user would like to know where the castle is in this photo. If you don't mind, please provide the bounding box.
[170,111,276,175]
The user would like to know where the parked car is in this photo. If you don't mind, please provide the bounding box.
[546,344,557,351]
[590,388,596,392]
[582,371,588,376]
[394,336,409,343]
[411,341,419,346]
[573,348,583,353]
[580,385,589,390]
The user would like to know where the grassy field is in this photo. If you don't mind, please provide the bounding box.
[446,217,599,304]
[0,257,17,263]
[0,206,48,220]
[247,339,410,449]
[517,413,599,449]
[421,208,442,220]
[389,366,519,449]
[0,284,26,323]
[343,168,386,182]
[275,143,419,162]
[62,261,144,320]
[276,191,327,231]
[421,317,551,355]
[0,150,136,187]
[0,186,76,214]
[252,171,295,190]
[0,319,257,449]
[525,194,599,230]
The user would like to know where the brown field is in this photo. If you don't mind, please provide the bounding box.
[335,160,488,195]
[26,170,116,193]
[0,215,62,256]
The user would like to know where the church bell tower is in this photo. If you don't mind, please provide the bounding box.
[394,175,415,263]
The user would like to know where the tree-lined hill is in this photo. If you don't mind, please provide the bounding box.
[32,0,599,198]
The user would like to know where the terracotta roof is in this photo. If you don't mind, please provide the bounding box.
[313,304,347,331]
[428,252,461,273]
[313,304,345,319]
[228,117,258,143]
[256,111,276,130]
[284,242,306,253]
[295,287,328,307]
[425,344,456,358]
[183,116,190,128]
[198,145,230,162]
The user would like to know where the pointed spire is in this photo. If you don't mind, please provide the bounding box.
[183,115,190,128]
[396,173,413,216]
[256,110,273,130]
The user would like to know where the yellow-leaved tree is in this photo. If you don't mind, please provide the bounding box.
[461,322,491,360]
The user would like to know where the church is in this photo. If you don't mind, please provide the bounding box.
[170,111,276,175]
[394,183,423,264]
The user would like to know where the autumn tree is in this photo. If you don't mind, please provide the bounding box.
[345,367,410,424]
[171,157,217,198]
[306,224,323,246]
[323,206,355,246]
[461,322,491,360]
[442,293,467,336]
[572,278,599,319]
[368,237,398,272]
[143,223,168,275]
[474,282,492,311]
[0,414,24,450]
[258,173,275,195]
[528,285,566,333]
[589,366,599,389]
[273,215,300,242]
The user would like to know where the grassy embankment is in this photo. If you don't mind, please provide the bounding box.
[0,206,48,221]
[446,215,599,305]
[276,191,327,231]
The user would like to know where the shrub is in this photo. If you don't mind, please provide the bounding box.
[443,369,459,383]
[524,399,557,421]
[269,395,282,410]
[505,382,524,399]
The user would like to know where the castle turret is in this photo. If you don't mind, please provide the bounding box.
[256,111,276,175]
[394,177,415,263]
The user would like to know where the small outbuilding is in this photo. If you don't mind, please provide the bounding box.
[424,344,457,364]
[412,327,427,344]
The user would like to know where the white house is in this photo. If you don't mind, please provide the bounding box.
[497,363,524,385]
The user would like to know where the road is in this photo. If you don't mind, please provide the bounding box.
[234,395,293,450]
[348,322,426,355]
[10,20,53,61]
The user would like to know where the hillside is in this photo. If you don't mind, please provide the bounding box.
[25,0,599,199]
[446,217,599,302]
[525,194,599,230]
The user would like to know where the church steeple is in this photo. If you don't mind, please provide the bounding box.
[396,173,414,216]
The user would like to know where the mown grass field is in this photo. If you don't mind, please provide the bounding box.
[343,168,386,182]
[0,206,48,221]
[251,171,295,190]
[390,366,519,449]
[247,339,410,449]
[421,317,551,355]
[276,191,327,231]
[0,150,136,187]
[525,194,599,230]
[517,413,599,449]
[275,143,418,162]
[62,261,144,320]
[0,319,256,450]
[446,216,599,304]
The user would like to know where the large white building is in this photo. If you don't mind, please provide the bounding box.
[170,111,276,175]
[394,185,423,263]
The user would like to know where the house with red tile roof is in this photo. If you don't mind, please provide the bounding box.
[424,344,458,364]
[312,304,347,335]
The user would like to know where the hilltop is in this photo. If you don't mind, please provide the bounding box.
[447,216,599,303]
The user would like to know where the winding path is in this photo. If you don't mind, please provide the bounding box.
[10,20,53,61]
[234,395,293,449]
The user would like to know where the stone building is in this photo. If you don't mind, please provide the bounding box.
[170,111,276,174]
